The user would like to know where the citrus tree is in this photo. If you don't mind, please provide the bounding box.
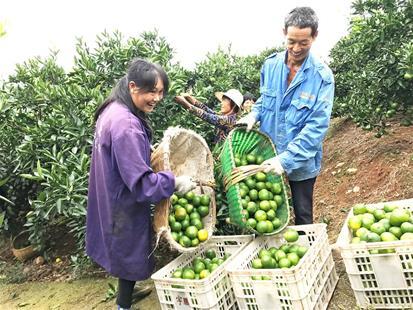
[0,30,271,255]
[330,0,413,136]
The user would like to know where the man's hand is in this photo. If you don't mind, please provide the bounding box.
[261,156,284,175]
[175,175,196,195]
[237,112,257,131]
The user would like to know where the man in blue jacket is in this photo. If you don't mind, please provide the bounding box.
[238,7,334,225]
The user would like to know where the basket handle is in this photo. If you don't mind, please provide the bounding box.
[223,165,266,191]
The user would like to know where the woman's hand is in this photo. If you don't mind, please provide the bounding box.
[175,175,196,195]
[182,93,199,106]
[174,96,191,109]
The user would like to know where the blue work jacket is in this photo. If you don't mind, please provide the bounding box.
[252,51,335,181]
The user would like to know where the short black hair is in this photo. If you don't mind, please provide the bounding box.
[284,7,319,36]
[243,92,256,103]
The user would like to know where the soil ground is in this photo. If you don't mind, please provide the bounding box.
[1,117,412,309]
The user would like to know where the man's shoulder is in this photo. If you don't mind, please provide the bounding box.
[263,51,285,67]
[309,54,334,83]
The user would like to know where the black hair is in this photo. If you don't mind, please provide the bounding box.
[243,92,256,103]
[94,58,169,140]
[284,7,319,36]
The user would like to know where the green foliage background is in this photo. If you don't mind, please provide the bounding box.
[1,0,413,257]
[0,31,270,254]
[329,0,413,136]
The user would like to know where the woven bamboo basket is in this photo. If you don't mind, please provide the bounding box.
[11,231,36,262]
[151,127,216,252]
[220,126,290,235]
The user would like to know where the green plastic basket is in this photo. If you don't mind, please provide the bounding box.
[220,126,290,235]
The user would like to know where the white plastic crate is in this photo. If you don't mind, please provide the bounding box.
[226,224,337,309]
[336,198,413,309]
[151,235,253,309]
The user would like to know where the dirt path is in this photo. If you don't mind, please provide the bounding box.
[0,278,161,309]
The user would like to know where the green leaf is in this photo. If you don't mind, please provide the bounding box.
[36,160,43,178]
[0,211,5,227]
[19,174,42,181]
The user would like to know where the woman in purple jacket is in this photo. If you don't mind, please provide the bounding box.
[86,58,195,310]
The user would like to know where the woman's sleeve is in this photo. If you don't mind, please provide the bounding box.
[112,128,175,204]
[192,101,216,114]
[186,105,236,130]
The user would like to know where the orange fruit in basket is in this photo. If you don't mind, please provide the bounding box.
[245,178,256,189]
[191,218,203,230]
[272,218,281,229]
[178,198,188,207]
[194,261,206,274]
[275,250,287,261]
[172,268,183,278]
[255,172,266,182]
[380,232,398,242]
[198,206,209,217]
[197,229,208,242]
[182,268,196,280]
[185,191,195,201]
[296,246,308,258]
[287,252,300,266]
[260,255,273,269]
[171,194,179,204]
[248,189,258,201]
[179,235,192,248]
[170,221,182,232]
[389,226,403,239]
[246,154,256,164]
[205,249,216,260]
[370,222,386,235]
[390,209,410,227]
[175,207,187,221]
[283,229,299,243]
[361,214,375,230]
[278,257,292,269]
[256,155,265,165]
[274,195,283,206]
[271,183,282,195]
[401,222,413,233]
[185,226,199,239]
[255,210,267,222]
[255,182,266,191]
[199,269,210,279]
[200,195,210,207]
[192,196,201,206]
[251,258,262,269]
[256,221,269,234]
[209,263,219,272]
[258,249,271,259]
[378,218,391,231]
[246,218,257,229]
[259,200,271,212]
[383,204,397,213]
[373,209,386,221]
[266,209,276,221]
[400,232,413,240]
[353,203,367,215]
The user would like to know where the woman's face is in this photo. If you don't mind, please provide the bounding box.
[243,99,254,112]
[220,97,234,114]
[129,78,164,113]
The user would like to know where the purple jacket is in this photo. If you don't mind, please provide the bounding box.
[86,101,175,281]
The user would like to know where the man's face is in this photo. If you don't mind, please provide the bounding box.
[284,26,317,64]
